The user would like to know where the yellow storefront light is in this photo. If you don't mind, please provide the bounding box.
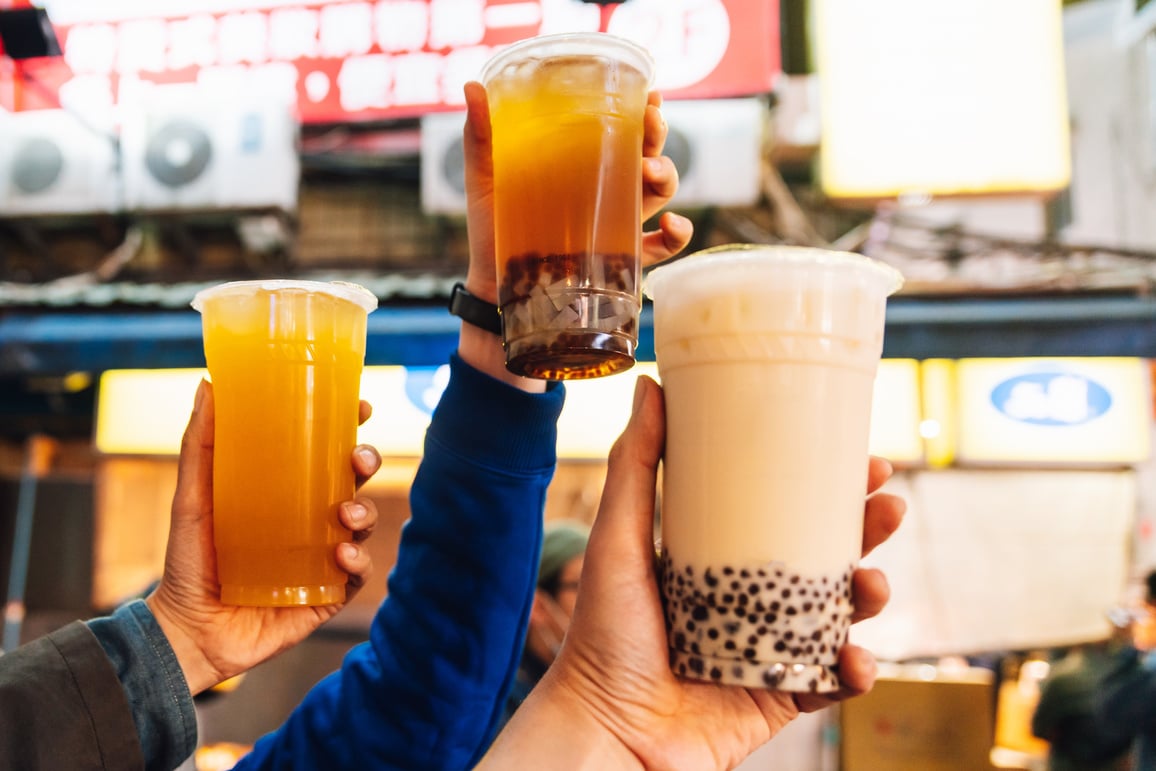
[815,0,1071,201]
[96,369,205,455]
[920,359,958,469]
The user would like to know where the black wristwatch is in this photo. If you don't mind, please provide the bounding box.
[448,282,502,336]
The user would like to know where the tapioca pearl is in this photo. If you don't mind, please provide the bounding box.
[722,593,734,604]
[764,613,776,624]
[674,632,687,649]
[722,566,734,576]
[783,631,794,641]
[746,613,761,624]
[724,640,737,652]
[705,570,719,588]
[747,634,759,646]
[692,606,709,622]
[729,580,741,591]
[802,602,813,612]
[710,667,723,680]
[748,583,760,596]
[785,607,798,616]
[688,657,705,675]
[770,601,781,612]
[774,640,787,653]
[724,621,741,635]
[743,648,758,660]
[708,628,719,640]
[686,620,697,633]
[781,589,792,600]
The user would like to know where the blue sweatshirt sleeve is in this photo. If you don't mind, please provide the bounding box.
[235,352,565,771]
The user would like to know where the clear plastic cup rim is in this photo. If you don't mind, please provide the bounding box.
[479,32,656,89]
[191,279,379,314]
[643,243,905,300]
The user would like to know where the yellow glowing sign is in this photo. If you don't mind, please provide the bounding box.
[97,360,930,463]
[815,0,1071,200]
[869,359,925,464]
[96,369,205,455]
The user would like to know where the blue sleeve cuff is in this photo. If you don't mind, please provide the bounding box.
[429,353,565,472]
[88,599,199,771]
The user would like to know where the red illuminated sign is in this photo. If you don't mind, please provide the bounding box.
[5,0,778,122]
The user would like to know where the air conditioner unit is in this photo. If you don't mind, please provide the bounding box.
[0,109,120,217]
[661,98,766,209]
[420,110,468,216]
[120,86,300,214]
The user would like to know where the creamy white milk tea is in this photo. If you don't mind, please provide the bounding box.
[645,244,902,692]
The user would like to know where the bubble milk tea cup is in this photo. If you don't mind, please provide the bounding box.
[644,244,903,693]
[481,32,655,380]
[191,279,378,606]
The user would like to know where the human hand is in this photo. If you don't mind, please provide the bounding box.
[145,380,382,695]
[482,376,906,769]
[460,81,693,306]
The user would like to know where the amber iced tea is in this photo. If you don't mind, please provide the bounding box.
[192,280,377,606]
[482,34,654,379]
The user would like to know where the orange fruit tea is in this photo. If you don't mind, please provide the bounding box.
[482,33,654,379]
[192,280,377,606]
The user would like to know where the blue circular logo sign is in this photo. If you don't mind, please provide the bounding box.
[990,372,1112,426]
[403,365,450,415]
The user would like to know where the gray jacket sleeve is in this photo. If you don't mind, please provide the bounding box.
[0,619,146,770]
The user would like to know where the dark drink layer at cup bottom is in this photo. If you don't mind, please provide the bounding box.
[499,251,639,380]
[660,551,855,693]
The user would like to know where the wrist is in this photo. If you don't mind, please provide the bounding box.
[480,673,643,770]
[145,594,222,696]
[455,278,546,393]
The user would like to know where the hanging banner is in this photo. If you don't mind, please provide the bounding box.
[13,0,779,121]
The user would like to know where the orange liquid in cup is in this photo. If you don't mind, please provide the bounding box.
[483,34,654,380]
[193,281,376,606]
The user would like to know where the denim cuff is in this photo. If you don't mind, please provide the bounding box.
[88,599,198,771]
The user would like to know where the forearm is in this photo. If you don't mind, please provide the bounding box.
[479,676,643,771]
[88,600,199,771]
[0,621,146,770]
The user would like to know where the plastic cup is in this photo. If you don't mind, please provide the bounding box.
[191,280,377,606]
[481,32,655,380]
[644,244,903,692]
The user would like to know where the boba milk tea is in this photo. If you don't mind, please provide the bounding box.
[645,244,902,692]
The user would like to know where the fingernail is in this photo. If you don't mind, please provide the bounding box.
[644,157,663,174]
[347,502,367,524]
[340,543,359,561]
[194,379,208,410]
[632,377,647,415]
[356,446,378,468]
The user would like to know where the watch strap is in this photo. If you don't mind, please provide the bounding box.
[448,282,502,336]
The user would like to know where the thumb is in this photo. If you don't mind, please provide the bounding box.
[585,376,665,583]
[171,379,214,527]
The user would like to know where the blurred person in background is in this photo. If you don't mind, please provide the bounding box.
[501,519,591,726]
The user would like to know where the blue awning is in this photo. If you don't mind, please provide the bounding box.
[3,295,1156,376]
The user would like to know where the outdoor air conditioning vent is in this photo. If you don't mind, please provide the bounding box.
[121,85,300,213]
[660,98,767,209]
[420,110,468,216]
[0,109,120,217]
